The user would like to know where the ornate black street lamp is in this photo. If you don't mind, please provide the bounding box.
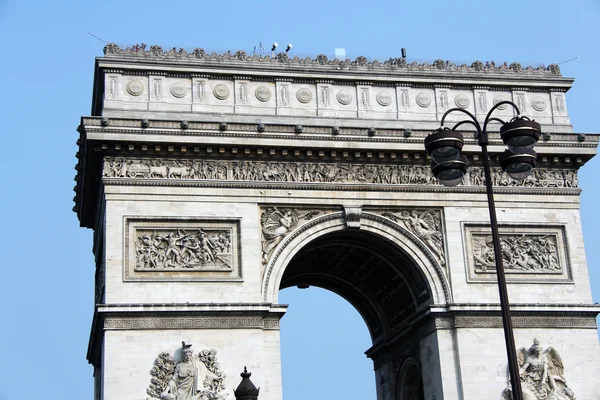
[424,101,541,400]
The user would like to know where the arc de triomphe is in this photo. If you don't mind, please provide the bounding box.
[74,45,600,400]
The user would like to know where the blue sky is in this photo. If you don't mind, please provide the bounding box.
[0,1,598,399]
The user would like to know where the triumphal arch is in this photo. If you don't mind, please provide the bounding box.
[74,44,600,400]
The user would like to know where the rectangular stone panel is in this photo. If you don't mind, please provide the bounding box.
[124,217,242,281]
[463,224,571,283]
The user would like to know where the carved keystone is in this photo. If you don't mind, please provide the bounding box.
[344,207,362,229]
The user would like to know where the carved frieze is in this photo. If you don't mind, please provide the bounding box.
[146,342,227,400]
[260,207,320,264]
[125,218,242,282]
[103,157,579,190]
[501,339,576,400]
[381,209,445,266]
[464,224,570,283]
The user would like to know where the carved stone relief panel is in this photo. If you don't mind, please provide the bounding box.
[398,88,410,111]
[500,339,576,400]
[126,80,144,97]
[107,75,118,99]
[146,342,227,400]
[476,91,488,113]
[380,209,446,266]
[170,81,189,99]
[103,157,579,190]
[463,224,571,283]
[124,218,242,281]
[260,207,321,265]
[152,78,163,101]
[238,82,248,104]
[193,79,207,103]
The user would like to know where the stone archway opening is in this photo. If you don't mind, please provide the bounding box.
[277,229,432,400]
[279,286,376,400]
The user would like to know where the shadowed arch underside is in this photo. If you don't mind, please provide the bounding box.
[279,230,433,342]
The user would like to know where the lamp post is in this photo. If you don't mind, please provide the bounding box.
[424,101,541,400]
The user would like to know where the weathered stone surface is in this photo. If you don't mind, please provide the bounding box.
[75,46,600,400]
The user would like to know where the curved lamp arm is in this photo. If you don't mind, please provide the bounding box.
[483,101,520,133]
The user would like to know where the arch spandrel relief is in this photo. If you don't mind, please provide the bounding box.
[260,208,452,307]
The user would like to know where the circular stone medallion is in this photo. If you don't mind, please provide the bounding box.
[213,84,230,100]
[415,92,431,108]
[170,82,188,98]
[126,80,144,96]
[493,96,509,110]
[255,86,272,102]
[336,90,353,105]
[531,96,547,112]
[296,88,313,104]
[376,91,393,106]
[454,94,470,109]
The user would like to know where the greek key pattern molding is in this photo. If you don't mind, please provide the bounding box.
[103,316,281,330]
[434,316,597,329]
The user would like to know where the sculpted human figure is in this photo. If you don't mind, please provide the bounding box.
[501,339,575,400]
[160,343,220,400]
[261,208,296,264]
[398,210,445,265]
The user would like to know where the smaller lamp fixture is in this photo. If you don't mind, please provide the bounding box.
[500,116,541,153]
[431,155,469,187]
[424,128,464,164]
[499,150,537,180]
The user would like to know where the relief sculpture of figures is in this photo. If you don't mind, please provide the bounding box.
[147,342,226,400]
[473,234,561,273]
[382,210,445,266]
[136,229,232,271]
[260,207,320,264]
[501,339,576,400]
[104,157,578,189]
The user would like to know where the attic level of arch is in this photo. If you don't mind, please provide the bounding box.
[101,67,571,92]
